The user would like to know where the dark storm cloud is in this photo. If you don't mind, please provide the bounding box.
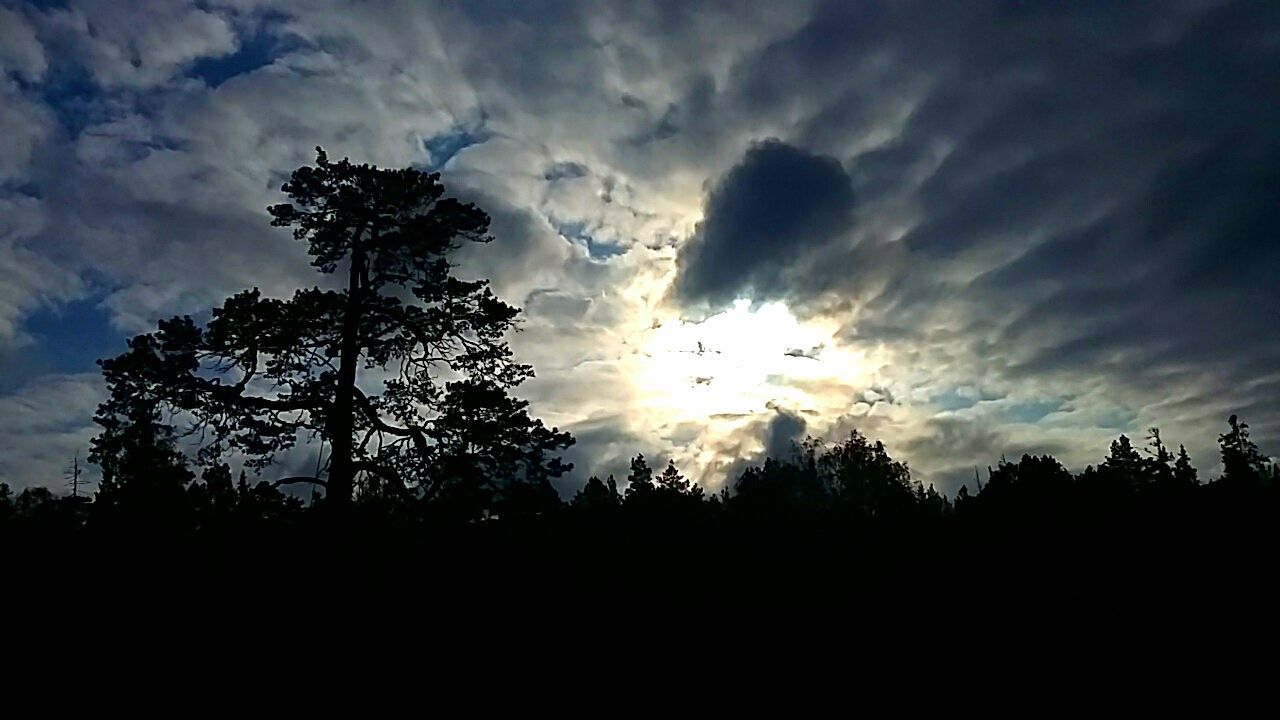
[987,139,1280,375]
[672,139,854,307]
[763,406,807,461]
[665,0,1280,459]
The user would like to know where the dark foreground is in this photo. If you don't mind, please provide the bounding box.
[6,478,1278,717]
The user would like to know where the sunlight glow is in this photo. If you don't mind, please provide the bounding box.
[629,299,870,423]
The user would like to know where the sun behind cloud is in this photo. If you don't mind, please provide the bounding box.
[628,299,872,445]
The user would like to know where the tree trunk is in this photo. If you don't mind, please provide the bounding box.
[327,233,366,507]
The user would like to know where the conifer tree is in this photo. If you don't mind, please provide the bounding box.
[91,149,572,510]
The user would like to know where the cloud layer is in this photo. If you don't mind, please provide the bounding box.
[1,0,1276,493]
[673,139,855,308]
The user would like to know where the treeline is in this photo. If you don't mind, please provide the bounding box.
[4,415,1278,714]
[2,414,1274,534]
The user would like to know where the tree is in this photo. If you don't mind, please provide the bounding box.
[622,457,708,530]
[975,453,1072,512]
[1100,434,1146,489]
[816,431,914,521]
[64,452,91,500]
[914,482,952,516]
[92,148,572,511]
[624,454,654,499]
[1218,415,1270,487]
[1172,445,1198,487]
[572,475,620,512]
[90,379,194,516]
[0,483,13,527]
[1144,428,1175,486]
[656,460,700,497]
[731,455,826,518]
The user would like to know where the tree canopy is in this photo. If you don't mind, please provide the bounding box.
[90,148,573,513]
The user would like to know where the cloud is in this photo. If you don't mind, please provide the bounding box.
[666,0,1280,481]
[35,0,237,89]
[762,405,807,461]
[0,83,53,185]
[0,373,103,491]
[0,203,84,353]
[0,0,1277,495]
[0,6,47,82]
[672,139,854,308]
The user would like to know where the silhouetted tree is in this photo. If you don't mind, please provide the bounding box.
[91,148,572,511]
[1173,444,1199,487]
[1145,428,1175,486]
[90,385,194,520]
[817,431,916,522]
[731,453,826,519]
[1218,415,1271,487]
[64,452,91,500]
[572,475,620,512]
[656,460,701,498]
[913,481,952,516]
[973,453,1072,516]
[624,454,654,499]
[186,463,238,524]
[15,487,56,517]
[0,483,12,527]
[494,471,562,521]
[1100,434,1146,490]
[192,464,302,526]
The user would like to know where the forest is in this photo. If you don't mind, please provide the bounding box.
[3,151,1277,715]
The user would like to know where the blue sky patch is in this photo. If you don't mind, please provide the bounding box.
[4,181,42,199]
[22,297,124,376]
[37,66,103,137]
[930,388,1000,412]
[1000,398,1065,424]
[545,161,589,182]
[189,21,301,88]
[554,220,625,260]
[1094,408,1140,431]
[422,127,489,172]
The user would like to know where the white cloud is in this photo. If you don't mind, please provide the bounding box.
[0,373,104,491]
[37,0,237,88]
[0,0,1274,494]
[0,199,84,350]
[0,6,47,82]
[0,81,54,184]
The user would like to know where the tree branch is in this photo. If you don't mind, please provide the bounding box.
[273,476,328,489]
[352,387,432,459]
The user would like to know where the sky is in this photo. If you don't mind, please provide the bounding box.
[1,0,1277,495]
